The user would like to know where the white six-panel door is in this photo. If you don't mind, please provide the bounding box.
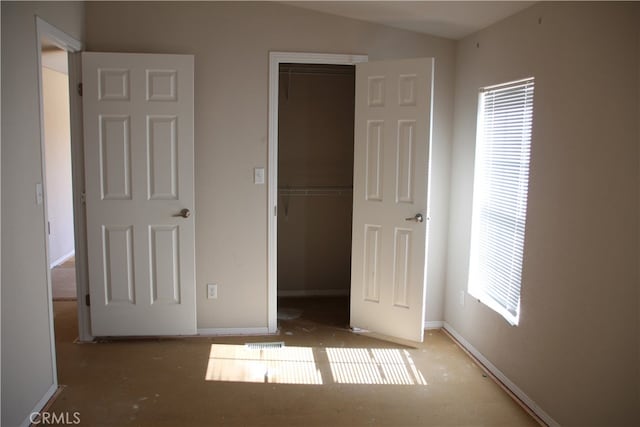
[350,58,434,342]
[83,52,196,336]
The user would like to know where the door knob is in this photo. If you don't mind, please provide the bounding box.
[405,213,424,223]
[173,208,191,218]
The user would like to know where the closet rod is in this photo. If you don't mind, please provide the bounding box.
[278,70,354,77]
[279,186,353,197]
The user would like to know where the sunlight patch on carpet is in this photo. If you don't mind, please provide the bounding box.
[205,344,427,386]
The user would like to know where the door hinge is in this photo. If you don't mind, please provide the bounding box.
[80,192,86,205]
[274,205,277,216]
[77,82,83,97]
[85,294,90,306]
[47,221,51,235]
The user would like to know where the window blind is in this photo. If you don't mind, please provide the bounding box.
[468,77,534,326]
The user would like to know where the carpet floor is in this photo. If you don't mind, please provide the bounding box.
[49,297,539,426]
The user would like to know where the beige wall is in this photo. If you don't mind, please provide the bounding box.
[43,66,75,267]
[278,69,354,294]
[85,1,456,328]
[445,2,640,425]
[1,2,84,426]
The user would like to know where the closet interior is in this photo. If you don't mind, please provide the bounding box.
[277,63,356,324]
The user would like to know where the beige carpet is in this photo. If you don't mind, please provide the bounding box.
[48,297,540,426]
[51,257,77,300]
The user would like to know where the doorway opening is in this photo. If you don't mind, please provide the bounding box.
[276,63,355,330]
[41,44,77,303]
[39,37,83,369]
[267,52,368,333]
[36,21,89,398]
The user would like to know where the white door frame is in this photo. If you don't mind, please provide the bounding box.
[68,50,93,343]
[36,16,93,350]
[267,52,368,333]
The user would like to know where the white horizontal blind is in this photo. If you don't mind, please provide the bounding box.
[468,77,534,325]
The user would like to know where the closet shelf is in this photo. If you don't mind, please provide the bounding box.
[279,186,353,197]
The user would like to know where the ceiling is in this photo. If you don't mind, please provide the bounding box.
[40,38,68,74]
[41,49,68,75]
[284,1,536,40]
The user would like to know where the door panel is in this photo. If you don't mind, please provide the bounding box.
[83,52,195,336]
[99,115,131,200]
[103,225,135,305]
[350,58,433,342]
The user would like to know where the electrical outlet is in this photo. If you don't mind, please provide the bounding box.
[459,290,465,306]
[207,283,218,299]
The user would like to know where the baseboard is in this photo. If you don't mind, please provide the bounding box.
[424,320,444,329]
[443,323,559,427]
[278,289,349,297]
[197,327,271,336]
[50,250,75,269]
[20,383,58,427]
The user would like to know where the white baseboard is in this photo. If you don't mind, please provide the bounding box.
[443,322,559,427]
[20,383,58,427]
[424,320,444,329]
[197,327,271,336]
[50,250,75,269]
[278,289,349,297]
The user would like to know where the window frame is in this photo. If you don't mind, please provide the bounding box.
[467,77,535,326]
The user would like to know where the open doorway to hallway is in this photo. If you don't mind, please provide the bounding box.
[276,63,355,331]
[41,44,77,304]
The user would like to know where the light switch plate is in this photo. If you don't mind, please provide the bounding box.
[207,283,218,299]
[36,183,43,205]
[254,167,265,184]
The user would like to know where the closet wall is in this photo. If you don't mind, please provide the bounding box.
[277,64,355,295]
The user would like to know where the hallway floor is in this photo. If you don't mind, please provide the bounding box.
[49,298,539,426]
[51,257,76,300]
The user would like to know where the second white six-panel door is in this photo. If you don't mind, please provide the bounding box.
[350,57,434,342]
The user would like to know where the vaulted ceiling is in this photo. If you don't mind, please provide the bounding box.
[285,1,535,40]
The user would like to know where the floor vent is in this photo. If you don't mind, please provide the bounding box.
[245,341,285,350]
